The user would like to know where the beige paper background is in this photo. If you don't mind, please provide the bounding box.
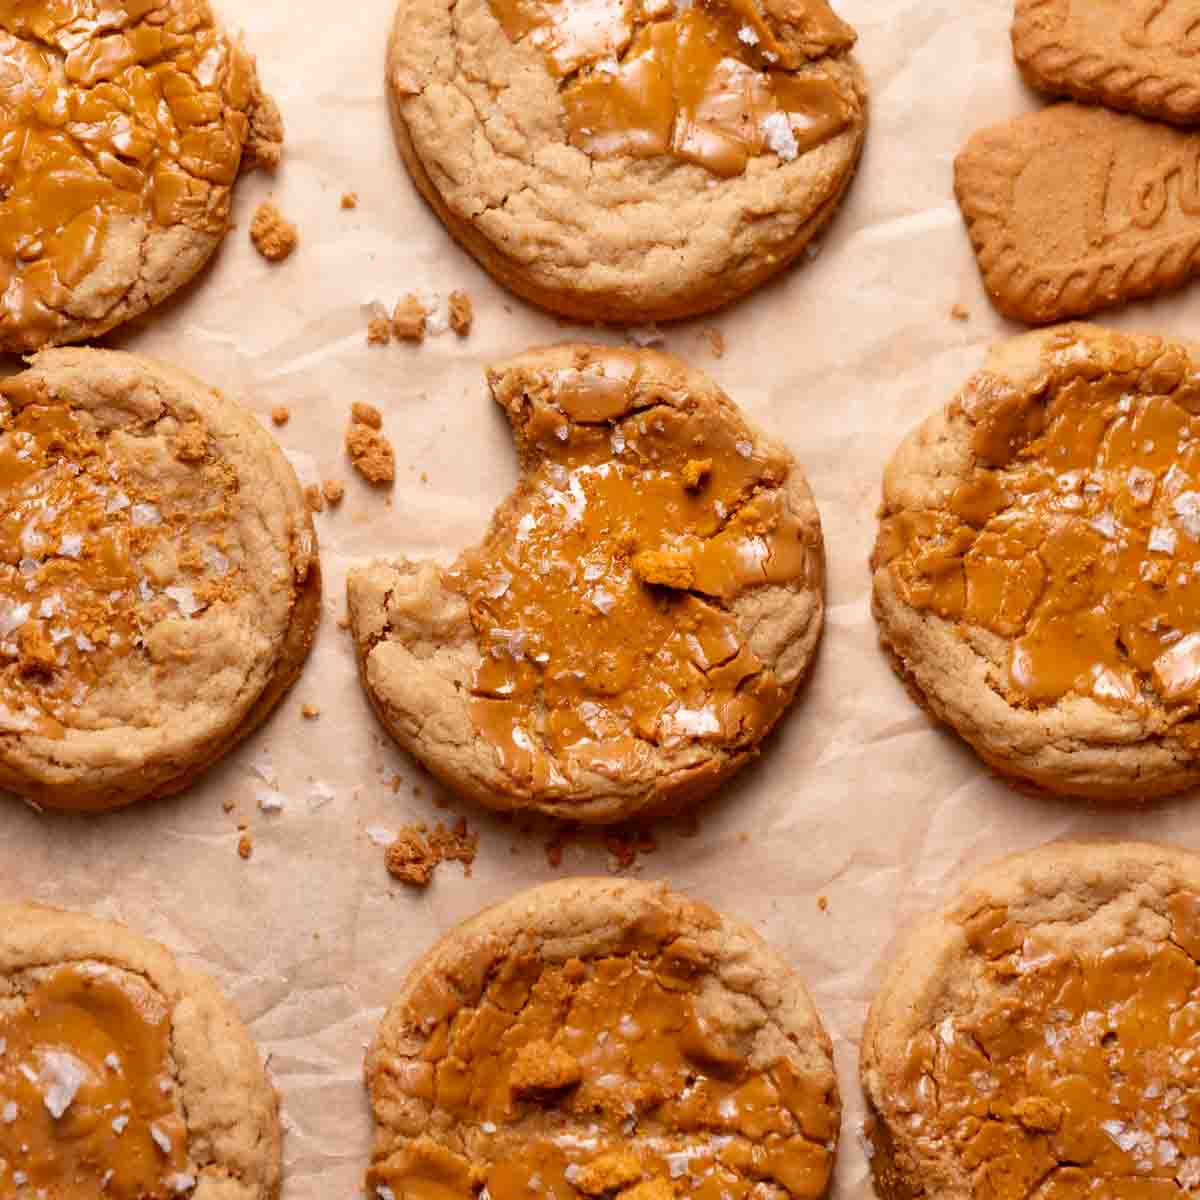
[4,0,1200,1196]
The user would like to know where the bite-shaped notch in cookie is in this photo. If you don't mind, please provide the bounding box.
[872,323,1200,801]
[347,345,825,824]
[0,0,282,353]
[0,349,320,811]
[0,904,281,1200]
[862,841,1200,1200]
[1013,0,1200,125]
[955,103,1200,325]
[366,878,840,1200]
[386,0,866,322]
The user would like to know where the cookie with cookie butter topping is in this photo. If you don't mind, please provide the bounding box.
[0,0,282,352]
[0,348,319,810]
[873,323,1200,801]
[863,841,1200,1200]
[385,0,865,321]
[347,344,824,823]
[0,903,281,1200]
[366,878,840,1200]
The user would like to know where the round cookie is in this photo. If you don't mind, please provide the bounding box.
[366,878,841,1200]
[0,903,281,1200]
[347,344,825,823]
[872,322,1200,801]
[385,0,866,322]
[862,840,1200,1200]
[0,348,320,811]
[0,0,283,353]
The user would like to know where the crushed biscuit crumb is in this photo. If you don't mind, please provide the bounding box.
[301,703,321,720]
[817,895,829,913]
[18,621,55,677]
[392,294,427,343]
[367,318,391,346]
[951,303,970,322]
[633,548,695,590]
[385,819,479,887]
[271,405,290,426]
[250,200,299,262]
[509,1041,582,1097]
[303,483,324,513]
[341,192,358,210]
[448,290,474,336]
[322,479,345,505]
[682,458,712,490]
[346,425,395,485]
[238,833,253,860]
[352,402,383,429]
[574,1152,643,1196]
[171,420,208,463]
[702,328,725,358]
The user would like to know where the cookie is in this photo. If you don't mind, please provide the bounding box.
[1013,0,1200,125]
[954,103,1200,325]
[862,840,1200,1200]
[0,903,281,1200]
[366,878,840,1200]
[871,323,1200,801]
[0,348,320,811]
[385,0,866,322]
[347,344,824,823]
[0,0,282,353]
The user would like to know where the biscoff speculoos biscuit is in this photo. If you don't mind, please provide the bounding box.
[1013,0,1200,124]
[955,103,1200,326]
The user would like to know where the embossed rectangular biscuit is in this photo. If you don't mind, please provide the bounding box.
[954,103,1200,325]
[1013,0,1200,124]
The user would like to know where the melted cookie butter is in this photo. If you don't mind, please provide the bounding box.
[876,348,1200,712]
[452,358,817,793]
[485,0,851,176]
[0,965,189,1199]
[0,380,241,736]
[894,896,1200,1200]
[0,0,255,345]
[368,941,837,1200]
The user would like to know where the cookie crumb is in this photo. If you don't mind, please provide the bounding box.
[448,290,474,336]
[352,402,383,429]
[385,819,479,887]
[222,797,236,813]
[323,479,345,505]
[237,833,253,860]
[337,614,351,630]
[245,93,284,172]
[303,483,324,513]
[249,200,299,262]
[271,405,290,426]
[367,318,391,346]
[18,622,55,677]
[951,303,970,322]
[301,704,321,719]
[817,895,829,913]
[682,458,712,490]
[341,192,358,210]
[171,420,209,463]
[346,424,395,484]
[392,294,428,343]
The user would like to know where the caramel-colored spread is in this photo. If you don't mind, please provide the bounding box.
[894,896,1200,1200]
[369,939,836,1200]
[0,0,254,345]
[0,381,241,737]
[876,341,1200,714]
[485,0,852,176]
[454,358,817,793]
[0,964,189,1198]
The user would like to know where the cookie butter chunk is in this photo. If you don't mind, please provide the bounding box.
[510,1041,582,1097]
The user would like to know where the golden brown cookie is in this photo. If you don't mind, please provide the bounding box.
[1013,0,1200,124]
[871,323,1200,801]
[347,344,824,823]
[0,348,320,811]
[0,0,282,353]
[954,103,1200,325]
[862,840,1200,1200]
[0,903,281,1200]
[366,878,840,1200]
[385,0,867,322]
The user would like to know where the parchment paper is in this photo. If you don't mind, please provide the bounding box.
[4,1,1200,1195]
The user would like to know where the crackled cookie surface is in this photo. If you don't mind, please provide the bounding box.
[872,324,1200,799]
[862,841,1200,1200]
[366,879,840,1200]
[0,904,280,1200]
[0,0,281,352]
[385,0,866,321]
[347,345,824,823]
[0,348,319,810]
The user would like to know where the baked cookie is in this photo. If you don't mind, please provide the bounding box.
[0,348,320,811]
[366,878,840,1200]
[954,103,1200,325]
[862,840,1200,1200]
[0,903,281,1200]
[348,344,824,823]
[0,0,283,353]
[1013,0,1200,125]
[872,323,1200,801]
[385,0,867,322]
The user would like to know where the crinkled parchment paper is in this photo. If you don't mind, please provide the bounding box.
[4,0,1200,1196]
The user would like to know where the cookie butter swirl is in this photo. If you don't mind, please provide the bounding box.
[893,894,1200,1200]
[876,334,1200,715]
[368,936,837,1200]
[0,379,242,737]
[0,0,257,347]
[0,964,190,1199]
[486,0,853,176]
[452,354,817,794]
